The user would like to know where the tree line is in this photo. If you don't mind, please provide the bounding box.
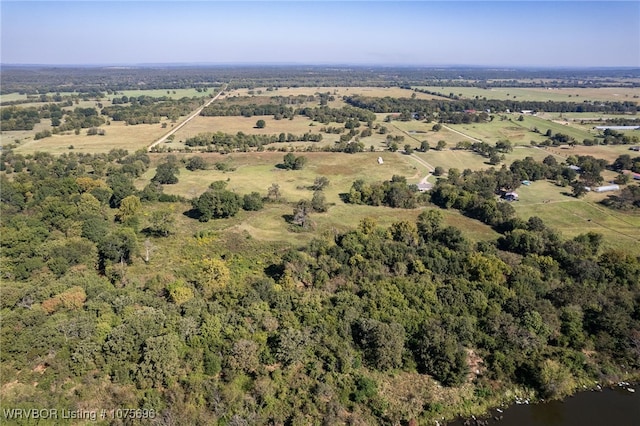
[345,94,639,116]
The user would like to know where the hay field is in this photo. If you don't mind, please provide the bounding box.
[416,86,640,103]
[171,115,321,142]
[11,120,170,155]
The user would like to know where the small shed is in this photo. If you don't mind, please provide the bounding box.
[377,157,384,165]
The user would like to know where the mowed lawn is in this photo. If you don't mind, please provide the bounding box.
[511,180,640,254]
[444,115,597,146]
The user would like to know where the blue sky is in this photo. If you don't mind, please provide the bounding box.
[1,1,639,67]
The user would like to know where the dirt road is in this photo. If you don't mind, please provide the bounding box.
[442,124,483,143]
[147,85,226,151]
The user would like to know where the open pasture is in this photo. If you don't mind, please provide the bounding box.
[114,88,213,100]
[146,151,421,201]
[11,120,170,154]
[511,181,640,254]
[143,150,499,246]
[446,115,596,145]
[171,115,326,142]
[417,86,640,103]
[412,146,553,173]
[537,143,639,164]
[228,86,444,101]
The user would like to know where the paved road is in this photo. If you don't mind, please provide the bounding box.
[147,85,226,152]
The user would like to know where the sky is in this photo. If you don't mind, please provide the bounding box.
[1,1,639,68]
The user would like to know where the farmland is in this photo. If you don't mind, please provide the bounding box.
[2,66,640,426]
[3,72,640,253]
[417,85,640,103]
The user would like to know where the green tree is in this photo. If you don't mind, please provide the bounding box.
[152,161,179,184]
[571,181,588,198]
[311,190,328,212]
[186,156,207,171]
[193,189,241,221]
[99,228,139,265]
[107,171,136,208]
[354,318,405,371]
[255,119,266,128]
[115,195,142,229]
[242,192,264,211]
[436,140,447,151]
[138,334,181,388]
[417,209,443,239]
[414,322,468,386]
[148,208,175,236]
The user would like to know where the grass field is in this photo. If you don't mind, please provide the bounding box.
[443,115,597,146]
[4,84,639,254]
[140,149,640,253]
[171,115,324,142]
[227,86,445,101]
[511,180,640,254]
[416,86,640,103]
[10,120,171,154]
[141,150,499,247]
[115,88,214,100]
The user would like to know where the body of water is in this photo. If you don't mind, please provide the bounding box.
[447,384,639,426]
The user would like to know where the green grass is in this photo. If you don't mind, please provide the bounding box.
[512,181,640,254]
[139,151,500,247]
[443,115,596,146]
[116,88,214,100]
[416,86,640,103]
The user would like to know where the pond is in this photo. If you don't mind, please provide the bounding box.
[447,383,639,426]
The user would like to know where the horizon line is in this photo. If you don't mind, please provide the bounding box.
[2,62,640,71]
